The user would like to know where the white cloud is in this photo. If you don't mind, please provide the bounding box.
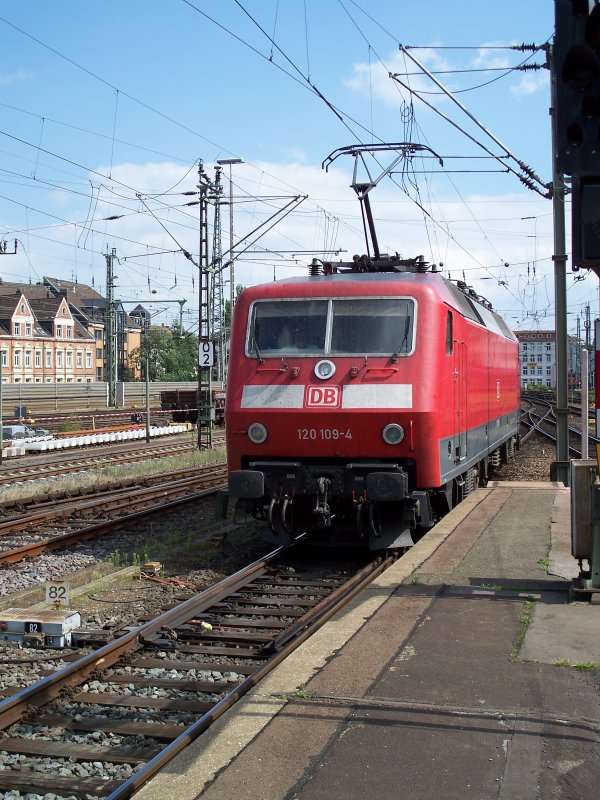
[0,68,33,86]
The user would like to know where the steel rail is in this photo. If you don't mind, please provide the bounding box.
[0,481,226,565]
[106,551,394,800]
[0,540,294,731]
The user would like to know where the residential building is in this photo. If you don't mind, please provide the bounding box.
[0,277,142,383]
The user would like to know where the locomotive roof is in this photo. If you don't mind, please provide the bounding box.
[242,271,516,342]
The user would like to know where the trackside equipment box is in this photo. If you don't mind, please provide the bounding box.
[0,609,81,648]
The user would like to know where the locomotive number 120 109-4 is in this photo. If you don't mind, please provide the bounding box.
[297,428,352,441]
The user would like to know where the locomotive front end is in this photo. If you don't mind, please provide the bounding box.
[226,277,427,550]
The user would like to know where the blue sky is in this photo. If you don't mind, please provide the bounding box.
[0,1,593,335]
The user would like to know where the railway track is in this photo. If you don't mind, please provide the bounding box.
[0,463,227,565]
[0,433,226,488]
[0,543,395,799]
[521,395,599,457]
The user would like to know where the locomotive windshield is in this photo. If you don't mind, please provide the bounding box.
[248,297,415,357]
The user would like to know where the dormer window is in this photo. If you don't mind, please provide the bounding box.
[20,303,25,313]
[56,325,62,337]
[14,322,20,336]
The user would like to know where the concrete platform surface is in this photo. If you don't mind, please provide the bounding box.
[136,482,600,800]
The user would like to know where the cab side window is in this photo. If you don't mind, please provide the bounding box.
[446,311,453,354]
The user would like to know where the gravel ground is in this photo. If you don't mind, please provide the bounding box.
[0,432,565,800]
[489,431,557,483]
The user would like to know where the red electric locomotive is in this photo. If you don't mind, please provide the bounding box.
[225,254,520,550]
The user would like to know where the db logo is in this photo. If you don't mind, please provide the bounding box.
[305,385,340,407]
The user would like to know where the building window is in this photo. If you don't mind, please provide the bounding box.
[66,326,72,338]
[13,351,21,367]
[522,343,528,351]
[56,351,63,368]
[95,330,103,340]
[96,348,102,360]
[66,351,72,368]
[25,323,32,336]
[25,351,31,368]
[86,351,92,368]
[76,352,83,368]
[537,367,542,375]
[546,354,551,362]
[13,322,20,336]
[45,350,52,368]
[45,378,52,383]
[523,367,528,375]
[1,351,6,367]
[35,351,41,368]
[546,367,552,376]
[56,325,62,337]
[20,303,25,313]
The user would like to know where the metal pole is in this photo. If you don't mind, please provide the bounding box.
[550,43,571,484]
[581,349,589,460]
[216,158,243,312]
[145,357,151,444]
[228,163,234,311]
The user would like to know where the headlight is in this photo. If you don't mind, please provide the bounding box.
[314,359,336,380]
[382,423,404,445]
[248,422,267,443]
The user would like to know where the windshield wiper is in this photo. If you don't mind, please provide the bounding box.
[251,338,264,363]
[393,317,411,361]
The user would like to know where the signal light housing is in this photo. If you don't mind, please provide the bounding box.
[555,1,600,175]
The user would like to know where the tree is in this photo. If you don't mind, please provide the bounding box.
[223,284,246,329]
[130,321,198,381]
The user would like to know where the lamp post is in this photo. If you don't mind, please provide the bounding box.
[216,158,244,311]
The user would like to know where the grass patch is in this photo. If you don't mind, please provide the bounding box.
[409,570,420,585]
[553,659,599,671]
[512,598,535,660]
[537,556,550,574]
[0,444,227,505]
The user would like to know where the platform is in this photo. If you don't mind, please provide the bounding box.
[136,482,600,800]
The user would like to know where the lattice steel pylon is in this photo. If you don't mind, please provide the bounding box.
[105,247,118,407]
[210,166,226,384]
[197,161,214,450]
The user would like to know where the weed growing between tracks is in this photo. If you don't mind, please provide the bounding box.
[0,445,226,505]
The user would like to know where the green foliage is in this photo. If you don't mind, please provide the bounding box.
[223,285,246,329]
[512,598,535,660]
[57,419,80,433]
[131,321,199,381]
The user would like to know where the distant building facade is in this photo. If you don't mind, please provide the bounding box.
[515,329,588,390]
[0,277,142,383]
